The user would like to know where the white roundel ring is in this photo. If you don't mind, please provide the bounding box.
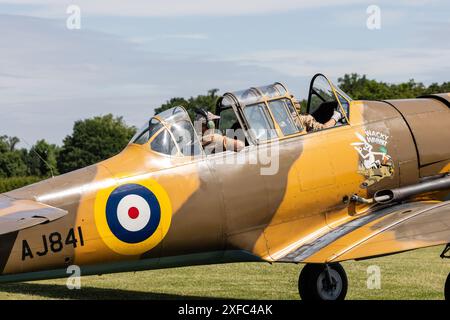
[116,194,151,232]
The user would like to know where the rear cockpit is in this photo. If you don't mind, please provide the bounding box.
[130,106,202,157]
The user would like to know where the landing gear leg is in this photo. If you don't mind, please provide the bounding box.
[445,273,450,301]
[440,244,450,300]
[298,263,348,301]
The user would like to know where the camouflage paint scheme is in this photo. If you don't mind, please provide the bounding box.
[0,75,449,284]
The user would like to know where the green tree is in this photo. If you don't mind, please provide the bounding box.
[337,73,450,100]
[423,81,450,95]
[154,89,220,120]
[0,135,28,178]
[0,135,20,153]
[0,152,28,178]
[27,139,60,177]
[57,114,136,174]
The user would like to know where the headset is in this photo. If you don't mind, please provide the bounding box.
[207,120,215,130]
[195,108,215,130]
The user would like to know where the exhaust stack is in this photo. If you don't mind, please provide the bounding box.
[373,173,450,204]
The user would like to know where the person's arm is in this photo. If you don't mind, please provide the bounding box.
[323,118,337,128]
[302,109,343,132]
[323,110,343,128]
[223,136,245,152]
[301,114,327,131]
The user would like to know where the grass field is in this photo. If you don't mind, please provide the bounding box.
[0,246,448,300]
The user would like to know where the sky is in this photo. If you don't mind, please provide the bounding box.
[1,0,450,146]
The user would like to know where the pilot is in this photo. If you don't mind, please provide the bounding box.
[195,110,245,154]
[291,100,344,132]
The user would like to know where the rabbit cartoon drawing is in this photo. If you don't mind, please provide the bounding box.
[351,132,390,169]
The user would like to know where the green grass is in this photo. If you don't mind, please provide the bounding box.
[0,247,448,300]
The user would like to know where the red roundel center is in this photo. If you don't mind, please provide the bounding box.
[128,207,140,219]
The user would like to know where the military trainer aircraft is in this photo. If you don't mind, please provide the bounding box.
[0,73,449,300]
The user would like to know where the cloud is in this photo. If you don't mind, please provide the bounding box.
[2,0,447,18]
[332,7,408,28]
[129,34,209,44]
[219,48,450,83]
[0,0,366,17]
[0,14,300,146]
[397,0,444,5]
[1,5,449,146]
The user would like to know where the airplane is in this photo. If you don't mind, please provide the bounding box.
[0,73,449,300]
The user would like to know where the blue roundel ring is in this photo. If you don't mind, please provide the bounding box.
[105,184,161,244]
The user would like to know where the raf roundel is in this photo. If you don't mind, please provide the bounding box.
[95,181,172,255]
[106,184,160,243]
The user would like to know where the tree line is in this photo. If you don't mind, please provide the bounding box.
[1,74,449,184]
[0,115,135,180]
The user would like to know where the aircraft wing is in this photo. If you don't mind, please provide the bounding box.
[0,195,68,235]
[277,200,450,263]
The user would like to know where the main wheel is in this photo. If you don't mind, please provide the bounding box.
[298,263,348,301]
[445,272,450,301]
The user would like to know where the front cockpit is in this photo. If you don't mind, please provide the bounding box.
[305,74,351,124]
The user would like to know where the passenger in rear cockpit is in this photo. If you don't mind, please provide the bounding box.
[291,100,343,132]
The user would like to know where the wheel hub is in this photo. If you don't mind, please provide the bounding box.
[317,269,343,300]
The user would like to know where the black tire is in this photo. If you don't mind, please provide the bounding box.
[298,263,348,301]
[445,272,450,301]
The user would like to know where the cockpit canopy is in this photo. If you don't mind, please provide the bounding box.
[224,83,289,107]
[130,106,203,157]
[218,82,302,143]
[130,73,352,156]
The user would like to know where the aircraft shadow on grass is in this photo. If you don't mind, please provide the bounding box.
[0,283,225,300]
